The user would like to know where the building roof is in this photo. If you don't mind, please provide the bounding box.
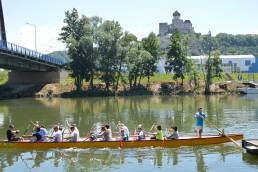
[190,55,255,60]
[184,20,191,23]
[173,10,180,16]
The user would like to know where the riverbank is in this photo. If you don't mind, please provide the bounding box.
[0,80,249,99]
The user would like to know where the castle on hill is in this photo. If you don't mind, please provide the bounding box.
[159,10,194,49]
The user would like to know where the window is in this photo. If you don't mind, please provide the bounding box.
[245,60,251,66]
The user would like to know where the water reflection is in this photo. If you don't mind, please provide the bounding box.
[242,152,258,166]
[0,145,249,171]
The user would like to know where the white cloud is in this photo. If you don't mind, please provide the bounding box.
[7,23,65,54]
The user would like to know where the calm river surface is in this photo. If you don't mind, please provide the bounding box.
[0,94,257,171]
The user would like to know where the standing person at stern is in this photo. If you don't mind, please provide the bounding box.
[195,108,206,138]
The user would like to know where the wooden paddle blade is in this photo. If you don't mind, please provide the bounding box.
[229,137,241,147]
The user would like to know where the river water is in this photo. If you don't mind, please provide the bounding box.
[0,94,257,171]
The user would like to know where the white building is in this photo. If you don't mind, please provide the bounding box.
[157,55,256,73]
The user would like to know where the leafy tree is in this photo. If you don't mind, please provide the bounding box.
[202,32,223,93]
[165,29,190,84]
[141,32,160,84]
[116,32,137,90]
[58,8,91,90]
[187,61,201,90]
[97,20,123,91]
[204,51,223,93]
[59,9,105,91]
[126,47,145,90]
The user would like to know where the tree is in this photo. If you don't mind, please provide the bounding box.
[126,47,145,90]
[165,29,190,84]
[187,59,201,90]
[96,20,123,91]
[116,32,137,90]
[204,51,223,93]
[202,31,223,94]
[58,8,88,90]
[141,32,160,84]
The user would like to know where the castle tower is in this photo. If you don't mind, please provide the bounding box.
[172,10,183,30]
[158,10,195,49]
[181,20,194,34]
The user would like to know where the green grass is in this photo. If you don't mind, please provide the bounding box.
[0,71,8,85]
[63,72,258,85]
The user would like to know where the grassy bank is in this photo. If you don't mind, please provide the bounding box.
[0,71,257,98]
[0,71,8,85]
[1,71,258,86]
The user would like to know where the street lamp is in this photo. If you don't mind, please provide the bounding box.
[26,22,37,51]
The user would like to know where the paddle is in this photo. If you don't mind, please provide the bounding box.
[23,123,31,135]
[31,121,38,132]
[197,114,241,147]
[148,123,156,133]
[84,123,96,141]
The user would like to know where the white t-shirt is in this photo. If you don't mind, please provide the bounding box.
[54,130,62,142]
[75,127,80,137]
[70,130,79,142]
[123,126,130,137]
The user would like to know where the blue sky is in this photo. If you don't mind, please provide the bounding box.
[2,0,258,53]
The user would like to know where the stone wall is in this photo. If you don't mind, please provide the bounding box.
[7,70,68,84]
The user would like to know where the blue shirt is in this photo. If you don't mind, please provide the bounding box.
[32,132,43,141]
[121,133,128,141]
[195,112,206,126]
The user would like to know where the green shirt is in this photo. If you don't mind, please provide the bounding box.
[156,130,163,140]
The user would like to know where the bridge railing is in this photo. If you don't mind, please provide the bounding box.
[0,40,65,66]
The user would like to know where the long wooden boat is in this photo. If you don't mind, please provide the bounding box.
[242,139,258,155]
[0,134,243,149]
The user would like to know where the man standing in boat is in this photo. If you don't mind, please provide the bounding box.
[195,108,206,138]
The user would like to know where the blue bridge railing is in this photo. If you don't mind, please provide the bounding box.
[0,40,65,66]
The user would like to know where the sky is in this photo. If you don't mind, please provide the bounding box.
[2,0,258,53]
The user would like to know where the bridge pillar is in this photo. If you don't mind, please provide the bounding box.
[7,70,68,85]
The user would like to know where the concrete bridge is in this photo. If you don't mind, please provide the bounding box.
[0,40,68,84]
[0,0,68,85]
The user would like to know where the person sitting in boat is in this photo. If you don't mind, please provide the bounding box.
[136,126,145,141]
[89,132,97,141]
[30,121,48,142]
[66,120,80,137]
[23,127,43,142]
[49,126,62,142]
[166,125,179,140]
[120,129,128,141]
[120,123,130,138]
[6,124,22,142]
[66,126,79,142]
[98,125,112,141]
[150,125,163,140]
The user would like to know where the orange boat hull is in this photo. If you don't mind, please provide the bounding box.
[0,134,243,149]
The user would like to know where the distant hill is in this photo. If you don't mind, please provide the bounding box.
[188,33,258,57]
[47,50,70,63]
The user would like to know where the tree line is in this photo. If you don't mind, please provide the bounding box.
[58,8,160,92]
[58,8,226,94]
[189,33,258,57]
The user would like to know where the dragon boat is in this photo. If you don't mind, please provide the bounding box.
[0,134,243,149]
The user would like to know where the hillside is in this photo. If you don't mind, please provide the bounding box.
[188,33,258,57]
